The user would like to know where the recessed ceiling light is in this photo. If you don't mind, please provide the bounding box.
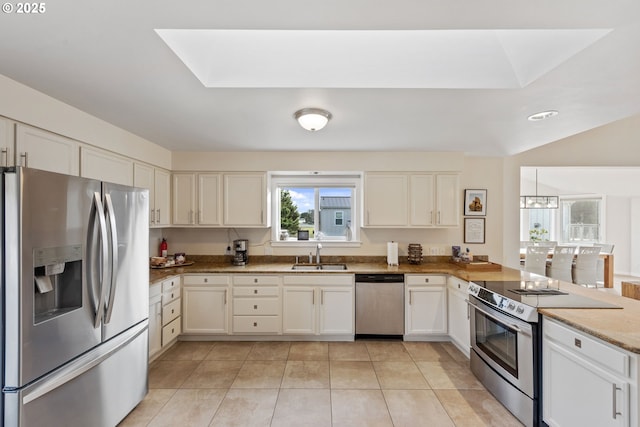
[527,110,559,121]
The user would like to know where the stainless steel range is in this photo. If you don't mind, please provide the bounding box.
[467,278,620,427]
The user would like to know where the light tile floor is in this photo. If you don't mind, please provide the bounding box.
[119,340,523,427]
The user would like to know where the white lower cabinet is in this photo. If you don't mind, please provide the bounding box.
[182,275,230,334]
[543,317,638,427]
[161,277,182,346]
[447,276,470,356]
[148,283,162,360]
[232,275,281,334]
[282,275,354,337]
[405,275,447,337]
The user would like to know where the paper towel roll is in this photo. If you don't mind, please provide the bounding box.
[387,241,398,266]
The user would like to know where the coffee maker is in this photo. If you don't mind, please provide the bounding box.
[233,239,248,266]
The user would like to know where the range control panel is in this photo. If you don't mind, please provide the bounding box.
[468,282,538,323]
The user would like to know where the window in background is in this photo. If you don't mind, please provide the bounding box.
[560,198,602,243]
[521,208,554,242]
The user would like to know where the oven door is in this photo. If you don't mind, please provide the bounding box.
[468,296,534,398]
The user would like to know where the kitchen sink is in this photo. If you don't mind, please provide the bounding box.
[291,263,348,271]
[319,263,348,270]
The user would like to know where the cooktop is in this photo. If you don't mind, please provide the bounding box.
[468,280,621,322]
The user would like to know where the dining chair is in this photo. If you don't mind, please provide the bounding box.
[524,246,550,277]
[592,243,615,286]
[572,246,602,287]
[547,246,575,283]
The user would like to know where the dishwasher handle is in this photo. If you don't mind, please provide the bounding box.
[355,274,404,283]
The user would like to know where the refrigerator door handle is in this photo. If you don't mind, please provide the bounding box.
[88,191,109,329]
[103,193,119,324]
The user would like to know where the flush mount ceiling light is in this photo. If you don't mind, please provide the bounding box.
[294,108,332,131]
[520,169,559,209]
[527,110,559,121]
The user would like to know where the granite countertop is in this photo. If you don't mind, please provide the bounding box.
[148,255,640,354]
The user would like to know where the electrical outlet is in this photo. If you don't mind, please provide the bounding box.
[437,247,446,255]
[429,247,438,255]
[225,246,231,255]
[264,246,273,256]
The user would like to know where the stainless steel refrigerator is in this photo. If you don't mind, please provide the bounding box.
[1,167,149,426]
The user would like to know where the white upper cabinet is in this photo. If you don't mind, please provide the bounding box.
[410,174,435,226]
[435,174,460,227]
[80,146,133,186]
[364,173,408,226]
[198,173,222,225]
[365,172,459,228]
[134,163,171,227]
[172,173,197,225]
[16,124,79,175]
[223,173,267,227]
[172,172,222,226]
[154,169,171,226]
[0,117,15,167]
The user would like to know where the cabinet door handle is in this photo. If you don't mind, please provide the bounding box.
[156,209,161,223]
[612,384,622,419]
[151,208,155,225]
[260,210,264,224]
[312,291,315,305]
[430,211,434,224]
[437,211,441,224]
[20,152,28,167]
[321,290,324,305]
[224,289,227,305]
[409,290,412,305]
[1,148,7,167]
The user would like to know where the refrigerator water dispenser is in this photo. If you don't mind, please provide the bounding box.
[33,245,83,324]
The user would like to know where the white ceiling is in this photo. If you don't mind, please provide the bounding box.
[1,0,639,156]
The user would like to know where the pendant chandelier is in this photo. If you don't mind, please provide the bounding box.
[520,169,558,209]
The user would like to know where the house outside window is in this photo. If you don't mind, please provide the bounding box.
[271,173,360,244]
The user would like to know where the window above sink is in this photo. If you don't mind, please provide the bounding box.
[270,172,362,246]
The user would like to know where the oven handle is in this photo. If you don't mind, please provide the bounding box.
[466,300,531,337]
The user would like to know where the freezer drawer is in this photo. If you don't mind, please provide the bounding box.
[4,322,148,427]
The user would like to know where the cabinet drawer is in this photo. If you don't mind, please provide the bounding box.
[162,277,180,293]
[283,274,353,286]
[448,276,468,291]
[183,275,230,286]
[232,316,280,333]
[162,288,180,305]
[406,275,446,286]
[162,317,181,344]
[233,298,280,315]
[544,318,629,377]
[233,286,279,297]
[232,275,280,286]
[162,298,181,326]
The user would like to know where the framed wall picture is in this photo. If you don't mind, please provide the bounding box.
[464,189,487,216]
[464,218,486,244]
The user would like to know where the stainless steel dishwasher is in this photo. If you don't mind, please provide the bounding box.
[355,274,405,338]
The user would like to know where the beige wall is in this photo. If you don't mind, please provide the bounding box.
[0,74,172,169]
[162,152,506,262]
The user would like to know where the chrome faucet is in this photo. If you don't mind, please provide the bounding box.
[316,243,322,264]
